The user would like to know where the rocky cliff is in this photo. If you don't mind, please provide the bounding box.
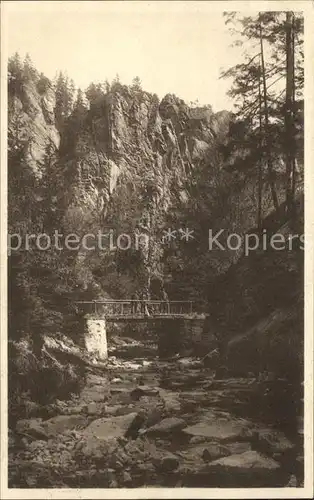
[9,75,238,301]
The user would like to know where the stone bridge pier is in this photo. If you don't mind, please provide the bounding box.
[83,314,214,360]
[84,315,108,360]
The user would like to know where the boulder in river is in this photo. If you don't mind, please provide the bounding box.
[224,441,252,455]
[158,389,181,414]
[145,417,186,435]
[183,412,253,442]
[83,412,142,441]
[80,384,110,403]
[182,442,231,463]
[15,418,48,441]
[205,450,282,486]
[131,385,159,399]
[28,439,48,452]
[153,452,180,472]
[42,414,87,436]
[75,435,119,461]
[182,450,283,487]
[256,428,295,455]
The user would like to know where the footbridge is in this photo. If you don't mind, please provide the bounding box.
[75,300,197,320]
[75,300,211,360]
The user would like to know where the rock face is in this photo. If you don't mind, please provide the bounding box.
[8,74,235,306]
[62,90,224,220]
[8,81,60,178]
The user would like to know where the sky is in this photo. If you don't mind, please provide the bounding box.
[3,1,248,112]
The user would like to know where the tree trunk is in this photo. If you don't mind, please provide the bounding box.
[259,21,279,212]
[290,13,297,208]
[285,11,294,215]
[257,70,263,231]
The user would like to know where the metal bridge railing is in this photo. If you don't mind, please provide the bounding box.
[75,300,194,316]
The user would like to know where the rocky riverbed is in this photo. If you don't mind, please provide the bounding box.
[8,337,304,488]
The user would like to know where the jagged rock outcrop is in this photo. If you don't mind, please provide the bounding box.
[60,88,230,220]
[48,84,235,297]
[8,80,60,177]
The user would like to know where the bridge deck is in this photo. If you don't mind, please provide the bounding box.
[103,314,204,321]
[75,300,201,319]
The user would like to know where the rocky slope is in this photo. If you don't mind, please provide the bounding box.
[8,340,304,488]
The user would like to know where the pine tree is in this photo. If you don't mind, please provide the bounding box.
[54,71,74,126]
[8,52,23,78]
[131,76,142,91]
[8,52,23,95]
[111,73,122,92]
[258,16,279,212]
[104,79,110,93]
[68,78,76,111]
[221,11,303,218]
[23,53,38,81]
[85,82,104,104]
[74,88,86,112]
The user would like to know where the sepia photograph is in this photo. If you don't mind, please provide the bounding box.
[1,1,313,497]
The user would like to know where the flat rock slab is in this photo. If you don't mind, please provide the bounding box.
[208,450,280,470]
[177,358,203,368]
[257,428,295,454]
[75,435,119,459]
[153,452,180,472]
[103,404,136,417]
[158,389,181,413]
[182,450,283,487]
[66,405,86,415]
[83,412,140,441]
[209,378,257,389]
[181,442,231,463]
[80,384,110,403]
[146,417,186,435]
[224,441,252,455]
[180,391,208,401]
[86,402,109,416]
[86,374,108,386]
[15,419,48,440]
[43,415,87,436]
[183,413,252,442]
[109,392,134,405]
[131,386,159,398]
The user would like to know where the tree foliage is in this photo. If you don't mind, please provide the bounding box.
[221,11,304,224]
